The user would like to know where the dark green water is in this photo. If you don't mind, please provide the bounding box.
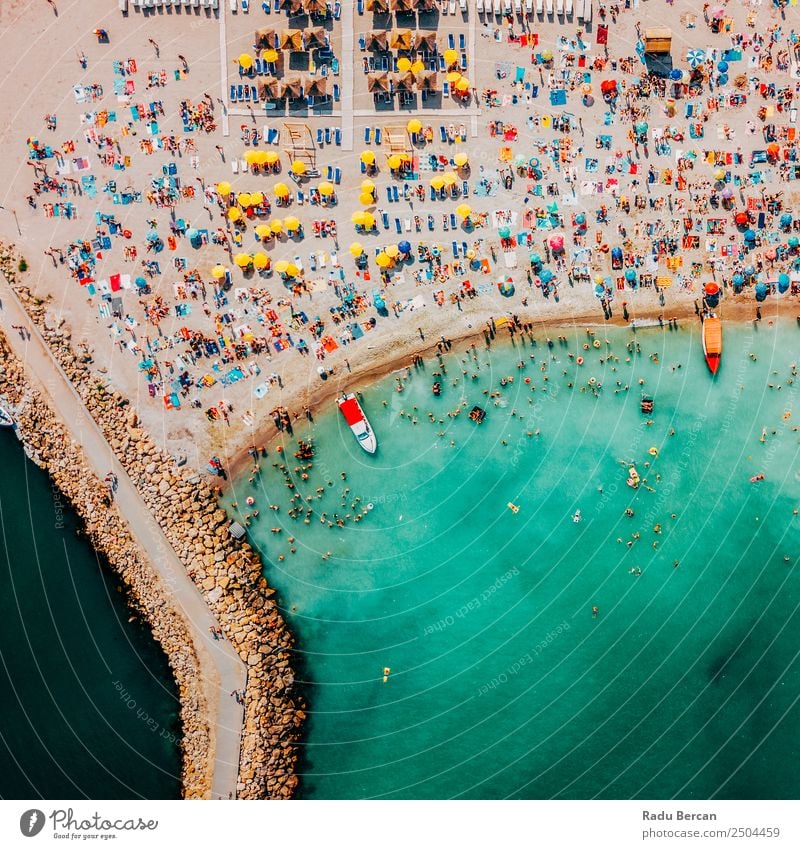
[228,319,800,799]
[0,431,181,799]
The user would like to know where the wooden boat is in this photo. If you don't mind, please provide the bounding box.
[702,313,722,374]
[338,394,377,454]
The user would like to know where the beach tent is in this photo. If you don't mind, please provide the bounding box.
[366,31,389,51]
[390,29,413,51]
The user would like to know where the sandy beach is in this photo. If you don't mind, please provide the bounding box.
[1,0,799,481]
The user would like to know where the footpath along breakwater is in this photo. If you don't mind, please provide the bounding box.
[0,243,303,799]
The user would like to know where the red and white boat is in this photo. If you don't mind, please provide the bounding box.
[338,393,377,454]
[702,313,722,375]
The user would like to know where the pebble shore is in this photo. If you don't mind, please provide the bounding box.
[0,243,303,800]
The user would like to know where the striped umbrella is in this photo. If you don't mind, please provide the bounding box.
[687,49,706,68]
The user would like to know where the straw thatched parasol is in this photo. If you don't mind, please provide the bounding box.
[415,0,439,10]
[415,31,437,52]
[255,27,278,49]
[367,72,390,93]
[391,0,415,11]
[390,29,413,51]
[417,71,438,90]
[304,77,328,98]
[305,28,327,50]
[304,0,328,13]
[366,0,390,10]
[280,30,304,51]
[259,77,282,100]
[280,0,303,11]
[394,71,416,91]
[366,31,389,51]
[281,76,304,99]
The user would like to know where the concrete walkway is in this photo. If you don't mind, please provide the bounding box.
[0,275,246,800]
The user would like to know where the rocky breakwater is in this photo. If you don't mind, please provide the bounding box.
[0,331,212,798]
[0,244,304,799]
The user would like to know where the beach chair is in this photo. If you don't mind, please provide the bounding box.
[242,0,249,9]
[232,159,239,173]
[251,87,259,103]
[333,84,340,101]
[375,128,382,144]
[460,54,468,72]
[462,180,469,196]
[325,127,332,145]
[536,0,543,11]
[392,185,399,202]
[493,0,501,11]
[359,35,366,50]
[545,0,553,13]
[459,34,466,50]
[386,187,393,202]
[230,85,237,102]
[262,0,270,10]
[526,0,533,11]
[395,218,402,233]
[448,34,455,50]
[365,127,372,144]
[357,0,363,12]
[443,81,450,97]
[334,167,342,184]
[317,128,324,145]
[452,241,459,257]
[335,128,341,145]
[381,211,390,229]
[449,0,456,12]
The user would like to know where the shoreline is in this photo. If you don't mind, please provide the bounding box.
[223,294,791,481]
[0,243,304,799]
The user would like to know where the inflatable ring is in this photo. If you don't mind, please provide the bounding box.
[123,229,132,239]
[648,447,659,456]
[576,356,584,365]
[184,186,195,197]
[600,243,609,252]
[583,343,590,350]
[783,411,791,420]
[588,377,597,385]
[529,157,540,168]
[366,503,374,511]
[593,339,601,349]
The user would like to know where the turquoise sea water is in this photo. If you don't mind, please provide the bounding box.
[0,433,181,799]
[227,320,800,799]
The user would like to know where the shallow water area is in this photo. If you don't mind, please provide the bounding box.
[0,434,181,799]
[227,319,800,799]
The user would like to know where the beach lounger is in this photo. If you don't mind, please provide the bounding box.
[232,159,239,173]
[334,167,342,184]
[450,214,457,228]
[242,0,249,10]
[449,0,456,12]
[359,35,366,50]
[381,211,389,229]
[365,127,372,144]
[448,34,455,50]
[462,180,469,196]
[262,0,270,10]
[335,128,341,145]
[333,84,340,101]
[317,128,324,145]
[503,0,511,11]
[443,81,450,97]
[395,218,402,233]
[526,0,533,11]
[392,186,399,202]
[536,0,543,11]
[460,54,468,71]
[251,87,259,103]
[452,241,459,257]
[325,127,332,144]
[514,0,522,10]
[357,0,364,12]
[230,85,237,102]
[387,187,393,202]
[459,34,466,50]
[229,0,237,9]
[374,128,382,144]
[582,0,591,20]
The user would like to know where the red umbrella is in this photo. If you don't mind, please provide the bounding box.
[600,79,617,94]
[704,282,719,297]
[734,211,748,226]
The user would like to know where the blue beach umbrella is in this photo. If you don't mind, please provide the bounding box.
[635,121,648,134]
[539,268,554,284]
[529,253,542,267]
[575,213,586,226]
[717,60,729,73]
[778,273,790,292]
[625,268,637,282]
[398,239,411,254]
[594,283,605,298]
[744,264,756,276]
[687,49,706,68]
[780,213,793,229]
[788,235,800,248]
[499,225,511,238]
[146,229,159,242]
[744,229,756,242]
[732,272,744,286]
[670,68,683,81]
[755,282,768,301]
[718,73,729,86]
[134,276,147,289]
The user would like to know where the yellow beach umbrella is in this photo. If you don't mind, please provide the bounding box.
[250,191,264,206]
[442,171,458,186]
[285,262,300,277]
[234,253,252,268]
[274,259,290,274]
[238,53,254,69]
[456,203,472,219]
[263,48,279,63]
[284,215,300,231]
[349,242,364,257]
[540,49,553,61]
[359,192,375,206]
[465,248,476,260]
[211,264,227,279]
[351,210,367,225]
[227,207,242,221]
[244,150,259,165]
[455,77,470,92]
[443,49,458,66]
[270,219,283,234]
[362,212,376,229]
[384,244,400,258]
[407,118,422,134]
[255,223,272,239]
[360,179,375,193]
[411,60,425,75]
[291,160,306,175]
[264,151,280,165]
[253,251,270,269]
[237,192,253,208]
[253,151,269,166]
[446,71,462,84]
[397,57,412,73]
[375,252,392,268]
[216,181,231,196]
[318,181,335,196]
[388,154,403,170]
[273,182,290,197]
[361,150,376,166]
[430,175,446,190]
[454,152,469,168]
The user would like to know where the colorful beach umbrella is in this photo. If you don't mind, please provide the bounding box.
[398,240,411,254]
[687,49,706,68]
